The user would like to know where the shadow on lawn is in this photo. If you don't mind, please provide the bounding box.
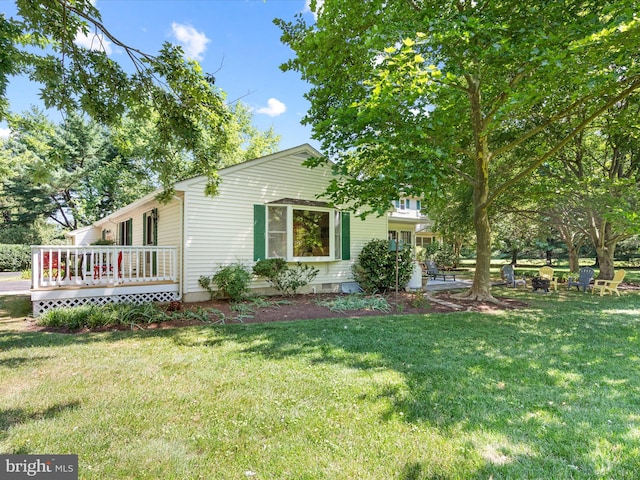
[174,292,640,478]
[0,401,81,448]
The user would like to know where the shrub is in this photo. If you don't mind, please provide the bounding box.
[198,275,215,300]
[253,259,319,296]
[352,239,413,294]
[212,263,252,302]
[90,239,115,245]
[0,244,31,271]
[252,258,288,279]
[433,249,457,269]
[37,302,218,330]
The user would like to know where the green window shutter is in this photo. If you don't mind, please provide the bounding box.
[254,204,266,261]
[126,219,133,245]
[142,213,147,246]
[153,208,158,245]
[152,209,158,273]
[341,212,350,260]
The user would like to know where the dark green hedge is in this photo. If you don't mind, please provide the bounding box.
[0,244,32,271]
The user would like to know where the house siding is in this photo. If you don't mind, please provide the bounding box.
[181,150,388,301]
[69,227,101,246]
[70,145,391,304]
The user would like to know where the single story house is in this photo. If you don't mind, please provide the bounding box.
[31,144,429,315]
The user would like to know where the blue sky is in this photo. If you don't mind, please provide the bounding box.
[0,0,319,149]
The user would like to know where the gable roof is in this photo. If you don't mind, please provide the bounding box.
[89,144,323,229]
[173,143,322,191]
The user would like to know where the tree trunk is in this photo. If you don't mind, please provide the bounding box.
[454,77,498,302]
[568,244,580,273]
[587,212,620,280]
[596,244,616,280]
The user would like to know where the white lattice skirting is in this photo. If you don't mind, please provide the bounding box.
[31,285,180,316]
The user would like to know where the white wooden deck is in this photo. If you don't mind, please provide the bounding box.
[31,246,180,315]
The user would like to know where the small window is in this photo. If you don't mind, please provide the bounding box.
[401,230,412,246]
[118,219,132,245]
[334,210,342,260]
[144,209,157,246]
[416,200,422,211]
[268,206,287,258]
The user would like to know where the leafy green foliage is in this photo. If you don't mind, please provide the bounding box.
[253,258,319,296]
[221,102,281,167]
[277,0,640,299]
[352,239,413,294]
[36,302,215,330]
[316,294,390,313]
[1,110,155,230]
[252,258,288,279]
[211,263,252,302]
[0,244,31,271]
[2,0,231,197]
[198,275,215,301]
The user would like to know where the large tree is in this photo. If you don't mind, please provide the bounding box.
[2,0,230,195]
[544,100,640,279]
[1,109,155,230]
[277,0,640,301]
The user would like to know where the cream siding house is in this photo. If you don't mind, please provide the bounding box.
[32,144,401,313]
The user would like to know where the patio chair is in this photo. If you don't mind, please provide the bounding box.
[567,267,594,292]
[423,260,456,281]
[592,269,625,297]
[42,251,61,279]
[501,264,526,288]
[93,251,123,279]
[538,266,558,291]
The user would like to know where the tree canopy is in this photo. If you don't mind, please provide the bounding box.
[277,0,640,300]
[1,102,282,235]
[0,109,156,232]
[2,0,230,195]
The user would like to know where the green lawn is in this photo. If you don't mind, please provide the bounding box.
[2,289,640,479]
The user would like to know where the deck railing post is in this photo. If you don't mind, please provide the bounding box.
[31,248,40,290]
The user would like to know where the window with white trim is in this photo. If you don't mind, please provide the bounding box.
[267,205,333,260]
[118,219,132,245]
[254,201,350,262]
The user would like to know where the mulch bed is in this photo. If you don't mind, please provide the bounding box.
[25,292,528,334]
[154,291,527,327]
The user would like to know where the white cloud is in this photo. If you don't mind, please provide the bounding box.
[0,127,10,139]
[303,0,324,20]
[74,30,113,55]
[256,98,287,117]
[171,23,210,61]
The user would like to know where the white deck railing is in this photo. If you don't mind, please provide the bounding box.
[31,246,178,290]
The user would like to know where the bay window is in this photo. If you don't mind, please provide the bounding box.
[254,201,350,261]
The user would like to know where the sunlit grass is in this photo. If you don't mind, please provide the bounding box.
[1,290,640,478]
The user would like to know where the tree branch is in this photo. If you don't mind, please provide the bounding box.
[489,76,640,206]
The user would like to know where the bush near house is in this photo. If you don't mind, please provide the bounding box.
[207,263,252,302]
[0,244,31,271]
[352,239,413,293]
[253,258,319,296]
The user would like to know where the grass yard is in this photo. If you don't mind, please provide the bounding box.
[1,289,640,479]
